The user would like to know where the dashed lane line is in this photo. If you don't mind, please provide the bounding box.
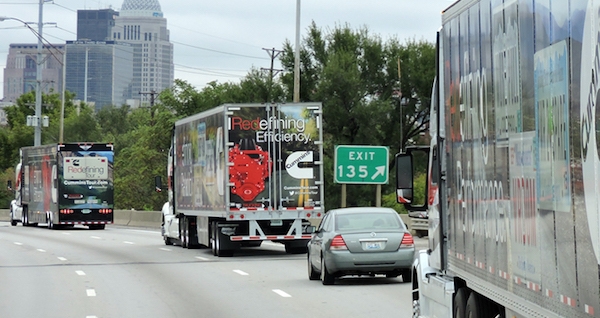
[273,289,292,298]
[233,270,249,276]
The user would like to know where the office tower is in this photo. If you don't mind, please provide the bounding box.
[3,43,64,103]
[112,0,174,106]
[77,8,119,41]
[65,40,134,110]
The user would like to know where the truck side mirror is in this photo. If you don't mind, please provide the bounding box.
[7,180,12,191]
[155,176,162,192]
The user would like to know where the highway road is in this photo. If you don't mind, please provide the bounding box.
[0,222,426,318]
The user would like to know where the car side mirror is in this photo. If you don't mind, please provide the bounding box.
[305,225,316,234]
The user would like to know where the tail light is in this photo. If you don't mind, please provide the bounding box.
[330,235,348,250]
[400,233,414,248]
[60,209,74,214]
[99,209,112,214]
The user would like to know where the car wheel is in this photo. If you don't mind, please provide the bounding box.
[401,269,412,283]
[164,236,174,245]
[308,253,319,280]
[10,209,17,226]
[320,256,335,285]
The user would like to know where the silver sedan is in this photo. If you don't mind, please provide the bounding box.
[307,207,415,285]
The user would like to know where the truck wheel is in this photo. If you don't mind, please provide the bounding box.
[22,209,28,226]
[453,288,468,318]
[465,292,484,318]
[210,222,218,256]
[320,256,335,285]
[47,214,54,230]
[180,217,188,248]
[212,222,233,257]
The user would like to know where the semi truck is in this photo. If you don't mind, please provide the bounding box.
[8,143,114,230]
[396,0,600,317]
[157,103,324,256]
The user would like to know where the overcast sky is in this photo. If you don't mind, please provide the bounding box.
[0,0,454,100]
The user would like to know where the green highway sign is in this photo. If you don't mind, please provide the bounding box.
[334,145,389,184]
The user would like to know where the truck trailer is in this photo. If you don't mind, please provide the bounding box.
[9,143,114,230]
[396,0,600,317]
[158,103,324,256]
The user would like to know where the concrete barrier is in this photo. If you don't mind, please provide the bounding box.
[0,208,161,229]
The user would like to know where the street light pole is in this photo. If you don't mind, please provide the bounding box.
[34,0,44,146]
[293,0,301,103]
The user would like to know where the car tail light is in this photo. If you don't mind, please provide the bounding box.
[400,233,414,248]
[330,235,348,250]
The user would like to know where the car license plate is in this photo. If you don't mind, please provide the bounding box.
[363,242,383,250]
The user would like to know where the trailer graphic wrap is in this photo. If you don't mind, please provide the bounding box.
[227,104,322,209]
[18,144,114,226]
[439,0,598,316]
[172,103,323,218]
[59,151,113,211]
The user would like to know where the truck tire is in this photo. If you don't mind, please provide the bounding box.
[210,222,218,256]
[22,208,28,226]
[47,213,54,230]
[180,217,188,248]
[453,288,468,318]
[212,221,233,257]
[465,292,484,318]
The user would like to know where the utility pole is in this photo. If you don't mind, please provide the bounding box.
[261,48,283,103]
[139,90,157,123]
[294,0,301,103]
[34,0,44,146]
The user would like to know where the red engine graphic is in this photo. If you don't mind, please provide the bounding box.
[229,139,272,202]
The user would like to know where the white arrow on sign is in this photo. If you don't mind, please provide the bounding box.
[371,166,386,180]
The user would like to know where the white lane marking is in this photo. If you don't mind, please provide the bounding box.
[159,248,171,251]
[123,241,135,244]
[86,316,98,318]
[57,257,67,261]
[86,289,96,297]
[76,271,86,276]
[14,242,22,245]
[195,256,209,261]
[272,289,292,298]
[233,270,249,276]
[62,232,71,235]
[37,249,46,252]
[90,236,101,239]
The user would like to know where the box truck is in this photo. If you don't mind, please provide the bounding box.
[157,103,324,256]
[396,0,600,317]
[9,143,114,230]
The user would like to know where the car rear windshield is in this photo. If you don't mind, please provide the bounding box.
[336,212,404,231]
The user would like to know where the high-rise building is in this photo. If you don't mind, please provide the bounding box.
[65,40,134,110]
[3,43,64,103]
[112,0,174,106]
[77,8,119,41]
